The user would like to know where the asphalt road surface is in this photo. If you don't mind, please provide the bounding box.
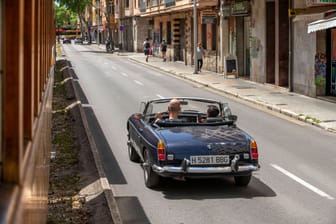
[62,43,336,224]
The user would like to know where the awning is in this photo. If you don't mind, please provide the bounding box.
[308,16,336,33]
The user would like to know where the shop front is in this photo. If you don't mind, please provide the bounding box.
[308,15,336,96]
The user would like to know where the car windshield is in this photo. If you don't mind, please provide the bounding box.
[148,99,220,114]
[141,98,235,126]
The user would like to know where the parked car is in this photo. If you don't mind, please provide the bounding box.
[62,38,71,44]
[126,97,260,188]
[74,37,83,44]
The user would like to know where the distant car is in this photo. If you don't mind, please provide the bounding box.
[62,38,71,44]
[74,37,83,44]
[126,97,260,188]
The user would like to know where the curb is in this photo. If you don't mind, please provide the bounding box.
[60,60,122,224]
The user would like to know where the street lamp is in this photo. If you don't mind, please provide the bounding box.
[193,0,198,74]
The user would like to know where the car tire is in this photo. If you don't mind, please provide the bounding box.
[128,144,140,162]
[143,149,160,188]
[234,174,251,186]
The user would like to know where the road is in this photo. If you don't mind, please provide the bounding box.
[62,43,336,224]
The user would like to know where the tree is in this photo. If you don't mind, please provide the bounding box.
[55,4,78,27]
[55,0,92,43]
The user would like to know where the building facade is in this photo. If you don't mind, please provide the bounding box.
[249,0,336,97]
[87,0,336,98]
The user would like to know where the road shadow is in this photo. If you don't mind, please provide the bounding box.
[83,106,127,185]
[154,176,276,200]
[79,50,113,54]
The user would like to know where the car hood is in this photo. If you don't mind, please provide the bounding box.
[156,126,250,155]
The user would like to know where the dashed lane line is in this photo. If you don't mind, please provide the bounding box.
[134,80,144,86]
[271,164,334,200]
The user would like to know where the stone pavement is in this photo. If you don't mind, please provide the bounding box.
[119,52,336,133]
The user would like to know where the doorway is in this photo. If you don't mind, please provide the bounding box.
[236,16,251,77]
[266,1,275,84]
[179,19,186,62]
[327,29,336,96]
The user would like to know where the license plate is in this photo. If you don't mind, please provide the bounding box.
[190,155,230,165]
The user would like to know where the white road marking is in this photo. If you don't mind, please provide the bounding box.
[121,72,128,77]
[271,164,334,200]
[156,94,164,99]
[134,80,144,86]
[111,66,117,70]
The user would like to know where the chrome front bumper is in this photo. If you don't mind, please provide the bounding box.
[152,164,260,174]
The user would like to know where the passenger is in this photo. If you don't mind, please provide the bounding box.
[207,105,219,118]
[199,105,220,123]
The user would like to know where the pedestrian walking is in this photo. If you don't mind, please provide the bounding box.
[161,39,167,62]
[196,43,204,73]
[143,38,150,62]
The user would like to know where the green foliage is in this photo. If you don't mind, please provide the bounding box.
[55,0,91,15]
[55,0,92,38]
[55,3,78,27]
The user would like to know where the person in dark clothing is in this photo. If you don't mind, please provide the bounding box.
[207,105,219,117]
[143,38,150,62]
[161,39,167,62]
[196,43,204,73]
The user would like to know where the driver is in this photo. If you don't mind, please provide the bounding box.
[167,98,181,120]
[154,98,181,124]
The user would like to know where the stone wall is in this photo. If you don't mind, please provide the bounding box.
[293,17,316,97]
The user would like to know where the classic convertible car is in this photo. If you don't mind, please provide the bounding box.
[127,97,260,188]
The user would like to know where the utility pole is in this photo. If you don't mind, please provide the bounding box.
[193,0,198,74]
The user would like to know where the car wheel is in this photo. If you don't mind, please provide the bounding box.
[128,144,140,162]
[234,174,251,186]
[143,149,160,188]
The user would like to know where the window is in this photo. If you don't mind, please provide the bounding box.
[125,0,129,8]
[201,24,207,49]
[160,22,163,42]
[167,21,171,44]
[109,2,114,13]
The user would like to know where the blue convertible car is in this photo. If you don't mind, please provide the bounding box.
[127,97,260,188]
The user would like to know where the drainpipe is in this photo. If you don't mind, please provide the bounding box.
[289,0,294,92]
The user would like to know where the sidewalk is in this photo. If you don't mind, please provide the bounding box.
[120,52,336,133]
